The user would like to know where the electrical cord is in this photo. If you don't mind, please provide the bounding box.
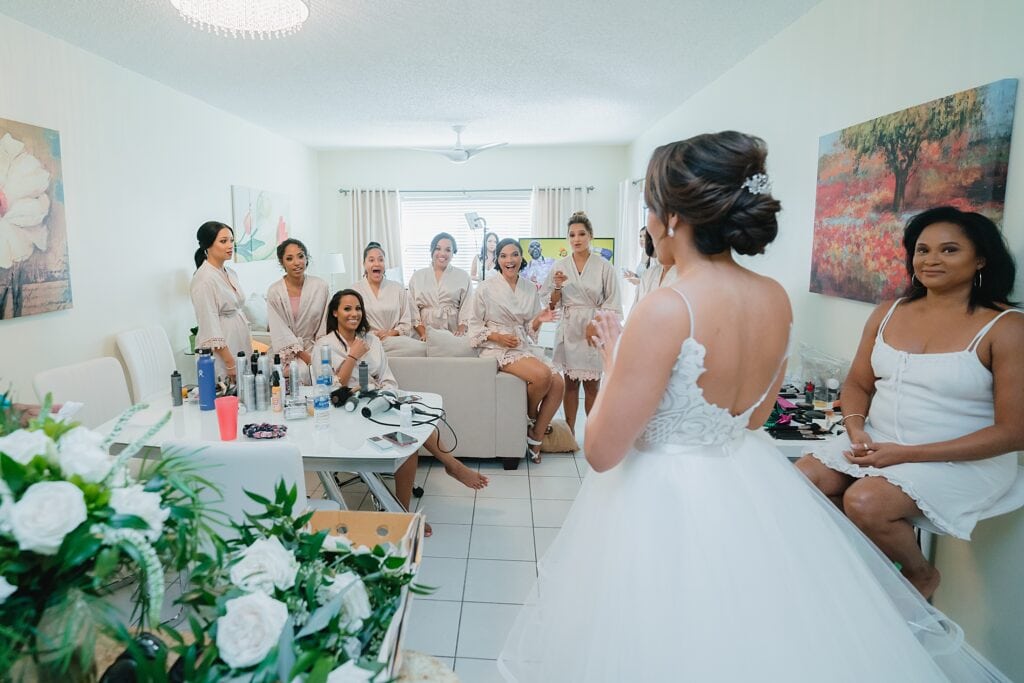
[363,401,459,454]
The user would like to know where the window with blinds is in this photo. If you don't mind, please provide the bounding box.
[398,191,534,284]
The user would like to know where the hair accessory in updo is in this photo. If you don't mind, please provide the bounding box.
[741,173,772,196]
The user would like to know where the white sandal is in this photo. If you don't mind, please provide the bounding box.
[526,436,543,463]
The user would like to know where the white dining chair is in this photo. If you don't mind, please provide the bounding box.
[914,465,1024,561]
[115,325,177,403]
[160,439,339,538]
[33,357,132,429]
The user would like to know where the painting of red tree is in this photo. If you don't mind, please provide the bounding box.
[810,79,1016,303]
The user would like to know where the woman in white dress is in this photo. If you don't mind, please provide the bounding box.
[316,289,488,534]
[190,221,252,380]
[266,238,329,381]
[350,242,415,340]
[409,232,471,339]
[798,206,1023,599]
[498,133,1007,682]
[470,231,499,283]
[622,226,649,287]
[545,211,621,433]
[468,238,561,463]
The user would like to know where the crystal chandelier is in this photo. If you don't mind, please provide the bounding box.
[170,0,310,39]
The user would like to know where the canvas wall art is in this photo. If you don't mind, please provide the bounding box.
[810,78,1017,303]
[231,185,290,262]
[0,117,71,320]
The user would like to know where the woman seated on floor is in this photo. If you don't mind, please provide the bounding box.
[796,206,1024,599]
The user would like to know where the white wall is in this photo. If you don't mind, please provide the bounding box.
[628,0,1024,676]
[0,14,319,398]
[317,146,629,278]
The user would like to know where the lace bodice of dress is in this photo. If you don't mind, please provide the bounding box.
[634,337,761,449]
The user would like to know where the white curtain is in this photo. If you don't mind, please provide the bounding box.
[530,186,589,238]
[349,189,402,279]
[617,178,644,315]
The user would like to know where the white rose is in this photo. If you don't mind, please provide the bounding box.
[215,592,288,670]
[322,534,353,553]
[327,660,377,683]
[0,576,15,603]
[9,481,87,555]
[321,571,372,631]
[109,485,170,542]
[0,429,53,465]
[229,536,299,595]
[57,427,114,483]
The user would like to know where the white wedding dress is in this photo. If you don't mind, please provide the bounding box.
[497,290,1008,682]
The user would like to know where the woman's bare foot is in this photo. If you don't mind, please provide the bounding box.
[908,565,941,600]
[445,461,489,489]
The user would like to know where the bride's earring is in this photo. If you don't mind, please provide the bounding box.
[667,226,675,238]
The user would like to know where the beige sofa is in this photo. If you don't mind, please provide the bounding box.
[388,356,528,470]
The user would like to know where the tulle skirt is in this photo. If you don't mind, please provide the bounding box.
[497,432,1008,682]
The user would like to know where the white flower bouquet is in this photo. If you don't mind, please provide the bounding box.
[0,396,215,677]
[168,484,427,683]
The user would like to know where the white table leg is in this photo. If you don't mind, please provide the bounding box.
[360,472,407,512]
[317,471,350,510]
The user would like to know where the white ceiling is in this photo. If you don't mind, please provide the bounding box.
[0,0,820,149]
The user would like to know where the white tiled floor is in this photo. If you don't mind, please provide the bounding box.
[399,417,587,682]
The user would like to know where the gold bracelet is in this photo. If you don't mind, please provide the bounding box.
[839,413,866,425]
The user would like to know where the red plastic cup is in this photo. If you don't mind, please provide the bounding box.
[214,396,239,441]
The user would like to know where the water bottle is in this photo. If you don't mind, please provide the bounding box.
[170,371,183,407]
[197,349,215,411]
[314,383,330,430]
[255,372,268,411]
[318,345,333,387]
[358,360,369,394]
[400,403,413,430]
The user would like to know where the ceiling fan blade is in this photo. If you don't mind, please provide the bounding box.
[467,142,508,153]
[408,147,470,162]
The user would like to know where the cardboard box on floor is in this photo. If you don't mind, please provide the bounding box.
[309,510,426,678]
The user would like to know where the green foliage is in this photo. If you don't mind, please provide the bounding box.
[839,91,983,212]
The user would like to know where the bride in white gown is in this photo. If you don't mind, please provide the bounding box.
[497,132,1009,682]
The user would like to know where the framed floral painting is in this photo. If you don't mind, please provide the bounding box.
[810,78,1017,303]
[230,185,290,262]
[0,117,71,319]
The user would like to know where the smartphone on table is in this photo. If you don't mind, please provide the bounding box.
[367,435,394,451]
[381,431,417,447]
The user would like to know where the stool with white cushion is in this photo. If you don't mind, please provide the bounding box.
[913,465,1024,561]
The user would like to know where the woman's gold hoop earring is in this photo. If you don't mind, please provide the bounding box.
[975,271,983,288]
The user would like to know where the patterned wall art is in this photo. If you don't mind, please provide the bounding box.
[231,185,291,262]
[0,117,70,319]
[810,78,1017,303]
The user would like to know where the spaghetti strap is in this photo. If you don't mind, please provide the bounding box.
[876,298,903,341]
[966,308,1024,352]
[666,286,696,338]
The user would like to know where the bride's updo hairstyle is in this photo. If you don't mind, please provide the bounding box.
[644,131,781,256]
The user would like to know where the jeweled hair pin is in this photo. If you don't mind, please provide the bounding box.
[742,173,772,195]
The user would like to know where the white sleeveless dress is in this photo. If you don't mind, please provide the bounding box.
[497,291,1008,682]
[811,300,1021,539]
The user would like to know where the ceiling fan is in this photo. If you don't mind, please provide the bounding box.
[409,125,507,163]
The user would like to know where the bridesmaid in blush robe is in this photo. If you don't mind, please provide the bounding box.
[468,238,562,463]
[190,221,252,380]
[410,232,472,339]
[266,238,330,382]
[544,211,621,434]
[351,242,414,339]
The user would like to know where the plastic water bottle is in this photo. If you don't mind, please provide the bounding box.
[400,403,413,430]
[314,383,330,430]
[197,349,215,411]
[318,345,333,387]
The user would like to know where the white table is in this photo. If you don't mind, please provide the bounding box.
[759,426,840,460]
[97,391,443,513]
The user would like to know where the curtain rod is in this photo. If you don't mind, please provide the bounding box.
[337,186,595,195]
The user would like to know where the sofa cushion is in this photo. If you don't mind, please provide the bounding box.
[382,335,427,357]
[426,329,479,358]
[243,292,269,332]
